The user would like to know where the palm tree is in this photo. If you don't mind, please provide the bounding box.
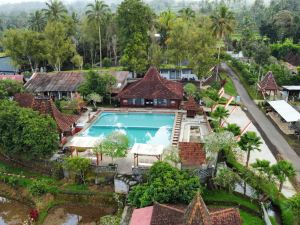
[238,131,262,167]
[86,0,110,68]
[251,159,272,180]
[211,106,230,125]
[28,10,46,32]
[43,0,67,21]
[225,123,241,136]
[210,6,235,78]
[272,160,296,192]
[178,8,195,20]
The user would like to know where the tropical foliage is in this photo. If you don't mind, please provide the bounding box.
[128,161,200,208]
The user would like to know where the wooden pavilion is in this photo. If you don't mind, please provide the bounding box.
[257,71,278,99]
[184,96,200,118]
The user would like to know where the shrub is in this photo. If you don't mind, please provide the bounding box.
[28,180,49,196]
[128,161,201,208]
[103,57,112,68]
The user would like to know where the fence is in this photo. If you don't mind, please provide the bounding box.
[261,203,273,225]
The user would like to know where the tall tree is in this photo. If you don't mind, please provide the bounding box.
[28,10,46,32]
[272,160,296,192]
[44,21,76,71]
[43,0,67,21]
[3,29,46,72]
[178,8,195,21]
[86,0,110,68]
[210,6,235,77]
[238,131,262,167]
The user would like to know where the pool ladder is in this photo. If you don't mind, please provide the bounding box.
[172,112,183,146]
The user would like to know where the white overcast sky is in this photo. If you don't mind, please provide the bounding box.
[0,0,75,5]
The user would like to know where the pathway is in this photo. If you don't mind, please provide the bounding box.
[221,63,300,184]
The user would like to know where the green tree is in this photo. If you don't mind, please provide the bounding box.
[225,123,241,136]
[64,156,91,184]
[86,0,110,68]
[120,32,148,75]
[178,8,195,21]
[287,194,300,225]
[0,100,58,160]
[251,159,273,181]
[272,160,296,192]
[28,10,46,32]
[211,106,230,125]
[213,168,241,193]
[43,0,67,21]
[210,6,235,77]
[71,54,83,70]
[116,0,153,50]
[163,145,181,168]
[44,21,76,71]
[184,83,198,97]
[3,29,46,72]
[98,132,129,163]
[238,131,262,168]
[158,10,176,47]
[128,161,201,208]
[79,71,117,102]
[87,93,103,108]
[0,80,23,99]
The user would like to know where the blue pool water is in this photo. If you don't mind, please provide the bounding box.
[81,112,175,146]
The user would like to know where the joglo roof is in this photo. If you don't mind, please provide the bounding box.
[268,100,300,122]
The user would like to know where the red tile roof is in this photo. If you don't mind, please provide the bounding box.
[184,96,199,111]
[14,93,79,132]
[118,67,183,100]
[179,142,206,167]
[0,75,24,82]
[258,71,278,91]
[130,193,242,225]
[130,206,153,225]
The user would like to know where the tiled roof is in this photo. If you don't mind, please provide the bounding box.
[151,204,184,225]
[0,75,24,82]
[14,93,79,132]
[24,72,85,92]
[258,71,278,91]
[210,208,242,225]
[179,142,206,167]
[118,67,183,100]
[184,96,198,111]
[130,193,242,225]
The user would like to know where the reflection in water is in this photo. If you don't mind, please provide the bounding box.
[44,204,116,225]
[0,196,29,225]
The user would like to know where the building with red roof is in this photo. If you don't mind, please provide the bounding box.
[179,142,206,168]
[0,75,24,83]
[118,67,183,109]
[14,93,79,144]
[257,71,278,98]
[129,193,242,225]
[184,96,200,118]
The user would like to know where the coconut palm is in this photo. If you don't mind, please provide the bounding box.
[238,131,262,167]
[178,8,195,20]
[86,0,110,68]
[28,10,46,32]
[272,160,296,192]
[210,6,235,77]
[211,106,230,125]
[43,0,67,21]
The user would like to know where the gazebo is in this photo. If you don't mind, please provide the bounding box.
[184,96,199,118]
[65,136,103,165]
[257,71,278,99]
[130,143,164,167]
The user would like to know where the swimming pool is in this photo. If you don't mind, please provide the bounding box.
[81,112,175,147]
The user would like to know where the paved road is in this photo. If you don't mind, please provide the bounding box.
[221,63,300,182]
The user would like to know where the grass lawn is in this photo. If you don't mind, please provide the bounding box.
[220,72,238,96]
[240,210,264,225]
[202,189,260,212]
